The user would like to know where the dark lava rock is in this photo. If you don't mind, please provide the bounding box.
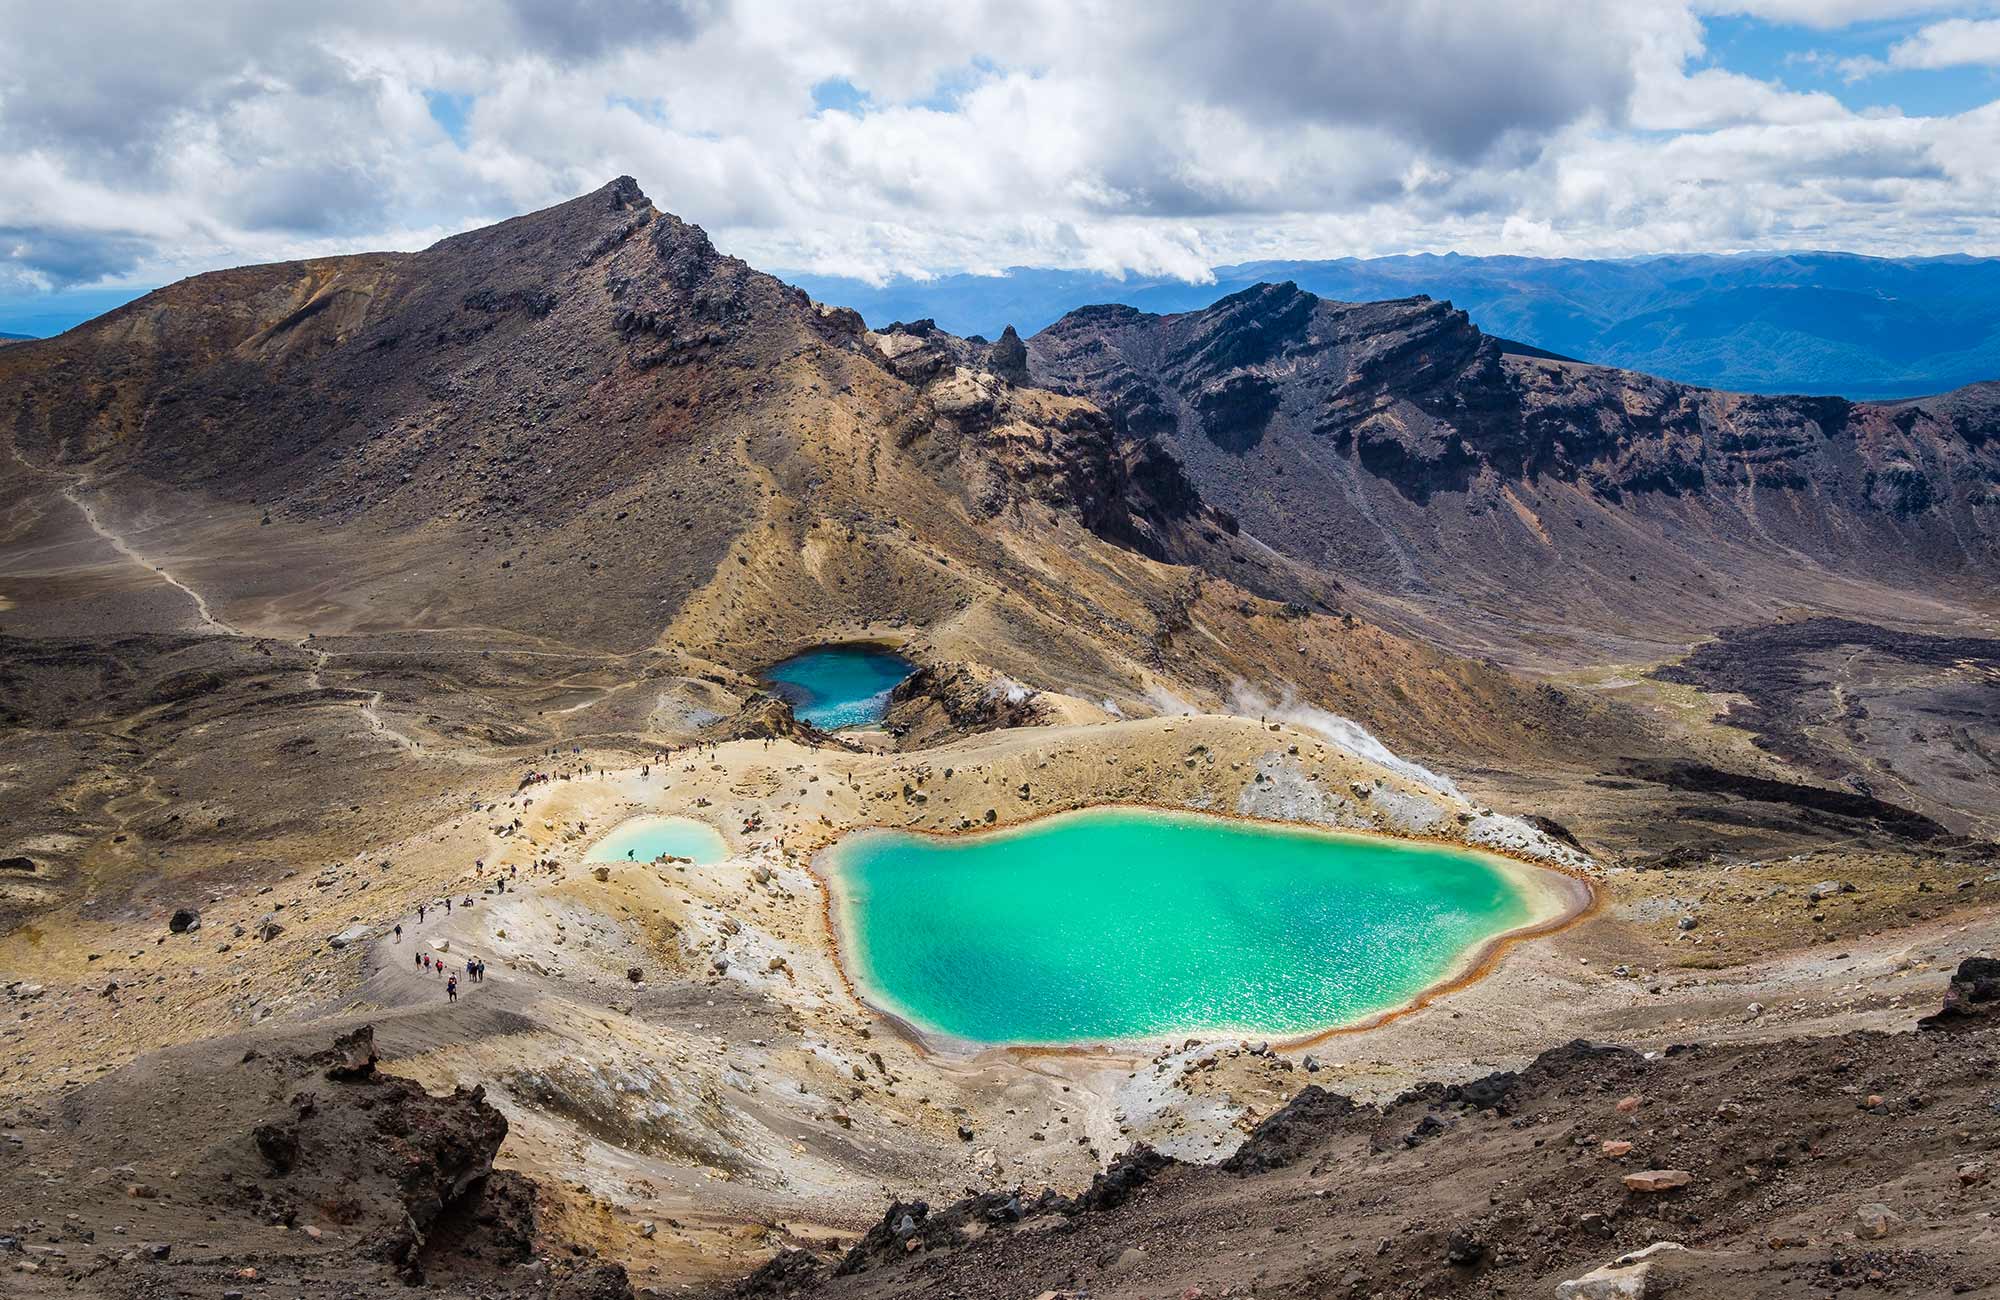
[1921,957,2000,1032]
[324,1024,379,1080]
[733,1245,826,1296]
[553,1262,638,1300]
[1524,814,1584,850]
[1445,1233,1486,1266]
[1225,1085,1362,1173]
[254,1121,300,1173]
[1072,1144,1176,1212]
[168,907,201,934]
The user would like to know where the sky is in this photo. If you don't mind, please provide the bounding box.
[6,0,2000,333]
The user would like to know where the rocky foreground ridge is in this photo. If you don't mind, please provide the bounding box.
[4,962,1994,1299]
[720,958,2000,1300]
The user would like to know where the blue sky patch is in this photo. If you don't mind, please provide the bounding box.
[1702,14,2000,119]
[811,77,871,115]
[424,90,475,148]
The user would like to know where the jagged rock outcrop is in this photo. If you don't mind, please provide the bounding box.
[710,693,831,745]
[985,325,1030,384]
[859,319,1231,563]
[0,1025,597,1297]
[884,661,1049,742]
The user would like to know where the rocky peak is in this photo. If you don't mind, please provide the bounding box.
[1165,281,1320,380]
[986,324,1029,384]
[602,174,648,210]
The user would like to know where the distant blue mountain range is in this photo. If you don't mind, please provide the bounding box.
[785,252,2000,399]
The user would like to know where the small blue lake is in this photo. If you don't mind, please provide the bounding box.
[586,816,728,865]
[760,645,916,730]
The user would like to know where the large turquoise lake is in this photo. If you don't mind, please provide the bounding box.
[761,645,915,730]
[824,807,1553,1045]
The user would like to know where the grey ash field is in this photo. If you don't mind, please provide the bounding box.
[1,179,1997,1299]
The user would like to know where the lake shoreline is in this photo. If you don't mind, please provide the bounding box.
[810,801,1597,1059]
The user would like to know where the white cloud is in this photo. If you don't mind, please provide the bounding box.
[3,0,2000,299]
[1881,15,2000,66]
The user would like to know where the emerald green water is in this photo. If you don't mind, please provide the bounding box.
[825,807,1538,1045]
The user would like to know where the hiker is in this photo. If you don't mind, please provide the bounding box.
[417,903,426,924]
[415,951,422,969]
[394,923,402,943]
[446,975,457,1003]
[445,897,452,915]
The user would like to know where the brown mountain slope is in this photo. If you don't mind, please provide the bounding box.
[0,179,1248,669]
[0,179,1681,766]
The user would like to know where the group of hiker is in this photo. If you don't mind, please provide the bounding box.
[389,888,489,1004]
[411,947,486,1001]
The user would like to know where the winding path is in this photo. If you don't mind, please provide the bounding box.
[60,480,238,635]
[9,444,426,757]
[293,634,421,754]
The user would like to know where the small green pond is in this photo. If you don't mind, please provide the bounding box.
[586,816,728,866]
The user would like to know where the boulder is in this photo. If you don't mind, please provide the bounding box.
[1919,957,2000,1032]
[169,908,201,934]
[1557,1242,1687,1299]
[1622,1169,1693,1193]
[324,1025,379,1081]
[1855,1203,1901,1239]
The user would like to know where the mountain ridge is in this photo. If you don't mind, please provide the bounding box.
[787,249,2000,399]
[1026,279,1998,659]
